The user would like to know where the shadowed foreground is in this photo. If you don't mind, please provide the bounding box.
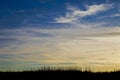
[0,70,120,80]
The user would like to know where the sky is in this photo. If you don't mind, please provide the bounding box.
[0,0,120,72]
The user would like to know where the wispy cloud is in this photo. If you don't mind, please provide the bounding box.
[110,13,120,17]
[0,2,119,70]
[0,25,120,71]
[98,13,120,19]
[54,4,113,23]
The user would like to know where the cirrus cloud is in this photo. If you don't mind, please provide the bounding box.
[54,4,113,23]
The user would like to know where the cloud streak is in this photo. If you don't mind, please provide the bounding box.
[54,4,113,23]
[0,24,120,71]
[0,2,120,71]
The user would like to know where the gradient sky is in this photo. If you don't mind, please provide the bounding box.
[0,0,120,72]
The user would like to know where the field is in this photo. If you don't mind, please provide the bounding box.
[0,67,120,80]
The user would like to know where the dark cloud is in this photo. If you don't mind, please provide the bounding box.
[58,62,77,65]
[25,31,54,37]
[68,57,86,60]
[0,38,19,47]
[83,32,120,37]
[0,54,27,59]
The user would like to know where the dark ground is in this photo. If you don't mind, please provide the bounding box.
[0,70,120,80]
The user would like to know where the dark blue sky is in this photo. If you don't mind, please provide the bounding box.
[0,0,120,29]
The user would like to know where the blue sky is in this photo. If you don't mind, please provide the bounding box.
[0,0,120,71]
[0,0,120,29]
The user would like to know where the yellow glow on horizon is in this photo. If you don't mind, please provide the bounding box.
[1,28,120,72]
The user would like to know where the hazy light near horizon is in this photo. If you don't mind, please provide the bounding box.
[1,27,120,72]
[0,0,120,72]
